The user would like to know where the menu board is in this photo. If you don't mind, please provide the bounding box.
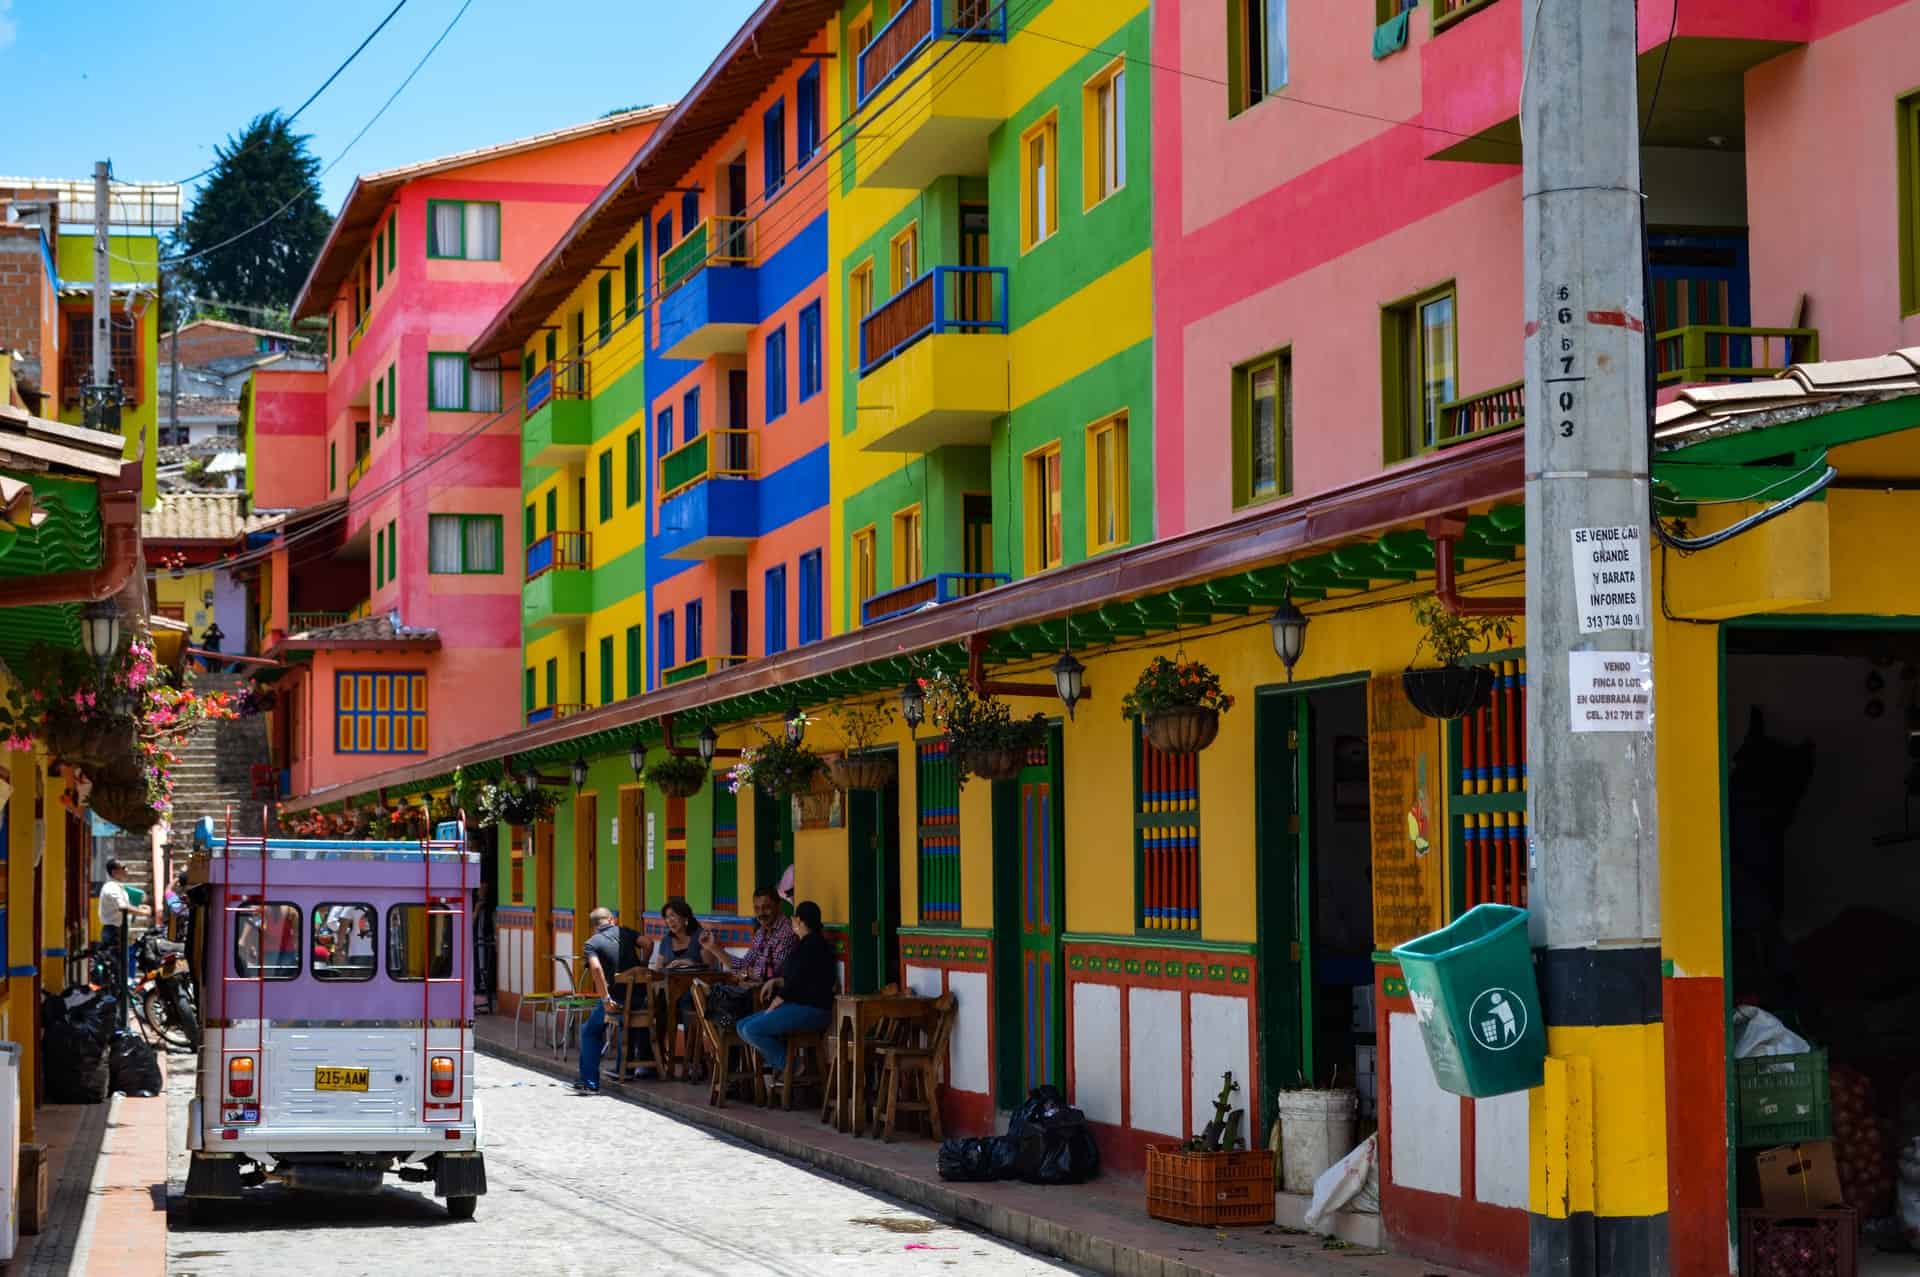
[1369,674,1444,950]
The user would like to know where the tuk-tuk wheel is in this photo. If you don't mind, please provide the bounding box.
[446,1195,478,1220]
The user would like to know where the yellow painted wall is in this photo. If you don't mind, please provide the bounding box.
[153,568,218,640]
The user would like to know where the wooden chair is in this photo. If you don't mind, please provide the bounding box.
[873,991,958,1142]
[691,980,758,1108]
[610,968,664,1084]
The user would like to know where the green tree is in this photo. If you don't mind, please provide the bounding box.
[171,112,332,315]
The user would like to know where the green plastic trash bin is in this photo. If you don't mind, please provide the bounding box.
[1391,904,1546,1098]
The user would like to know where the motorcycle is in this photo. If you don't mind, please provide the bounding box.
[134,930,199,1051]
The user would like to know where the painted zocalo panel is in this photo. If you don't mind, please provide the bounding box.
[1189,992,1251,1136]
[904,964,942,998]
[1389,1011,1461,1196]
[1071,982,1123,1126]
[1128,986,1183,1137]
[1475,1091,1529,1208]
[948,970,991,1096]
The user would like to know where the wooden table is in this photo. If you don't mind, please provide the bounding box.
[652,966,745,1077]
[827,993,937,1136]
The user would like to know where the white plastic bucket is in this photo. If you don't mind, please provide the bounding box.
[1275,1088,1358,1195]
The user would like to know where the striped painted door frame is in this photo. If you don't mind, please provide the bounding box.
[993,725,1065,1106]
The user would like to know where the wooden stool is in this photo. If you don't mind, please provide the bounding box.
[610,969,663,1084]
[692,982,756,1108]
[770,1031,826,1111]
[874,991,957,1142]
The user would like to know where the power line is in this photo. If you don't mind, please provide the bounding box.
[176,0,411,186]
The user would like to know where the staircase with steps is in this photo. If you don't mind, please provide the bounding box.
[165,669,272,869]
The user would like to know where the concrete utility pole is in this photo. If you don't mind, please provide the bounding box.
[1521,2,1665,1274]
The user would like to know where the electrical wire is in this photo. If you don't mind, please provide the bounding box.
[175,1,411,186]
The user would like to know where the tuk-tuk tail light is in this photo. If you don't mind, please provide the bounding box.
[429,1055,456,1098]
[227,1055,255,1099]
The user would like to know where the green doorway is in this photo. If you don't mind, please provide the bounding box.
[753,788,793,911]
[847,755,902,993]
[992,725,1064,1108]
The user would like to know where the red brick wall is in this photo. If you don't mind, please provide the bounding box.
[165,324,274,366]
[0,230,52,394]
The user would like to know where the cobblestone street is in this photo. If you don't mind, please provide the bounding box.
[164,1051,1080,1277]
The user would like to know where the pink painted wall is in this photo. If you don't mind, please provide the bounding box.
[250,367,327,510]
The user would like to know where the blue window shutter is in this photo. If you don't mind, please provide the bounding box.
[657,408,673,459]
[764,565,787,655]
[798,550,822,644]
[681,191,699,237]
[658,613,675,678]
[686,600,704,662]
[798,302,821,400]
[684,387,700,443]
[797,67,820,163]
[763,101,786,195]
[766,327,788,421]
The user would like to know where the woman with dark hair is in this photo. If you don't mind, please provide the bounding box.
[648,898,704,971]
[737,900,837,1074]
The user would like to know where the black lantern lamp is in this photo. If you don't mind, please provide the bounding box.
[570,756,588,791]
[522,765,540,795]
[629,735,646,778]
[698,724,718,764]
[1269,594,1309,681]
[900,681,925,736]
[80,600,121,675]
[784,704,805,745]
[1052,649,1086,719]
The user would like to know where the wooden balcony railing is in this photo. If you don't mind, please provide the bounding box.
[660,216,756,298]
[526,702,589,725]
[659,429,758,502]
[1437,381,1524,449]
[661,656,711,687]
[347,313,369,355]
[860,265,1008,375]
[1433,0,1500,33]
[525,529,591,580]
[287,610,350,633]
[1655,325,1817,386]
[858,0,1007,106]
[862,571,1010,626]
[346,451,371,491]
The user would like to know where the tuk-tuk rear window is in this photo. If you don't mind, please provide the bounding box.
[386,904,454,981]
[311,904,376,981]
[234,902,301,980]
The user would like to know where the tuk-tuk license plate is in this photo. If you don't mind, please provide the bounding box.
[314,1067,370,1092]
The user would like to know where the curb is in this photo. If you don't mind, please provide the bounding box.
[478,1036,1208,1277]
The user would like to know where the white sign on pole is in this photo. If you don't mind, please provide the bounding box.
[610,815,619,845]
[645,811,656,871]
[1569,525,1645,634]
[1568,651,1652,733]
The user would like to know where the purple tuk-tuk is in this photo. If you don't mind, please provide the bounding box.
[181,813,486,1217]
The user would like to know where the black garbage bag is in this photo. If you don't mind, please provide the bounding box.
[45,1021,109,1104]
[936,1136,999,1182]
[64,987,117,1047]
[109,1031,163,1097]
[1033,1113,1100,1185]
[1006,1085,1100,1185]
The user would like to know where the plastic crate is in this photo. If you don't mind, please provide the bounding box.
[1144,1145,1276,1227]
[1738,1208,1856,1277]
[1737,1050,1831,1147]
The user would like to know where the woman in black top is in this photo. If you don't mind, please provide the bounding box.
[736,900,836,1072]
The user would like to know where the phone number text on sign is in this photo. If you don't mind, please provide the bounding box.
[1570,525,1645,634]
[1568,650,1652,733]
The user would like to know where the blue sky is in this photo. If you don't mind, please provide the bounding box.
[1,0,765,212]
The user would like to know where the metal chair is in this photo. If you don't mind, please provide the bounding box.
[547,955,603,1056]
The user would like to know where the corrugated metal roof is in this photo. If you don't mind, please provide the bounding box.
[290,105,675,321]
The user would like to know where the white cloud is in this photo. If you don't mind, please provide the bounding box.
[0,2,15,54]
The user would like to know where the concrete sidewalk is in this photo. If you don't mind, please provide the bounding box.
[476,1014,1462,1277]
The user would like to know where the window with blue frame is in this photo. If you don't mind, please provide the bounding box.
[763,100,787,197]
[335,671,428,754]
[657,613,676,679]
[797,66,821,164]
[686,600,704,663]
[657,407,674,460]
[798,301,822,401]
[798,550,823,644]
[683,387,700,444]
[764,564,788,655]
[681,190,700,237]
[765,326,788,422]
[657,214,674,271]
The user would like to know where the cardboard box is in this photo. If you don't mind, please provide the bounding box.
[1755,1141,1844,1213]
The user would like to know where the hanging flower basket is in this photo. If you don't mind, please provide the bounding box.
[645,754,710,799]
[1401,664,1494,720]
[88,764,159,833]
[45,713,137,770]
[830,752,898,791]
[1144,706,1221,755]
[962,746,1028,782]
[733,731,827,800]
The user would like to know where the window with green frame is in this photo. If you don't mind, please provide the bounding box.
[386,213,397,271]
[425,200,500,260]
[524,667,535,714]
[426,513,503,574]
[597,450,614,523]
[625,429,643,507]
[522,350,535,384]
[597,272,614,345]
[1902,91,1920,316]
[376,228,385,288]
[1232,348,1292,507]
[623,244,640,320]
[1381,283,1457,462]
[329,442,337,492]
[328,315,336,360]
[599,635,615,705]
[544,657,557,706]
[524,503,537,545]
[386,364,396,421]
[625,624,642,697]
[427,353,502,413]
[386,518,397,582]
[1134,723,1200,932]
[375,526,386,588]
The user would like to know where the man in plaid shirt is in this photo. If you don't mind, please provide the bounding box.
[701,885,797,983]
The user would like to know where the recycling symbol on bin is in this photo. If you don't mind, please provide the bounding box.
[1467,988,1526,1051]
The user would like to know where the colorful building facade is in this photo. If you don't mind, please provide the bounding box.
[257,111,665,801]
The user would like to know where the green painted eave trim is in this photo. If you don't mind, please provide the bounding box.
[1656,393,1920,466]
[898,926,994,940]
[1062,932,1258,955]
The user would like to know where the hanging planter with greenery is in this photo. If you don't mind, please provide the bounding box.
[473,780,560,829]
[87,760,160,834]
[1402,597,1514,720]
[828,702,898,790]
[731,720,827,800]
[1122,655,1234,755]
[645,752,711,799]
[921,673,1047,787]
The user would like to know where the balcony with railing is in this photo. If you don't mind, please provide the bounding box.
[522,357,592,468]
[522,530,591,633]
[1654,325,1818,387]
[657,430,760,562]
[861,571,1010,626]
[287,610,351,634]
[855,266,1009,453]
[1436,381,1524,450]
[658,217,759,360]
[853,0,1009,190]
[346,449,372,491]
[525,702,589,726]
